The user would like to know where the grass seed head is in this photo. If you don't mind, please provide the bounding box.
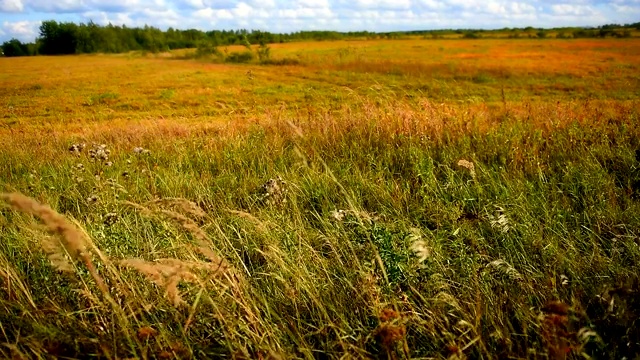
[1,193,109,294]
[457,159,476,179]
[1,193,87,262]
[486,259,524,282]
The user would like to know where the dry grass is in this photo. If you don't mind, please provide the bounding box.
[0,193,109,294]
[1,37,640,359]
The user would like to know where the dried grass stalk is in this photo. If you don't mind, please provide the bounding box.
[157,209,223,262]
[39,234,75,273]
[0,254,38,310]
[0,193,109,294]
[124,201,215,259]
[226,209,269,233]
[486,259,524,282]
[118,258,228,307]
[146,198,207,218]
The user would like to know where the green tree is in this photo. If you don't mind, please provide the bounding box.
[1,39,29,57]
[38,20,78,54]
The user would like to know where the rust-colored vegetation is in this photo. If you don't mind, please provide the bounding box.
[1,38,640,358]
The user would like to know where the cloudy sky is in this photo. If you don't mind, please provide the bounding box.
[1,0,639,42]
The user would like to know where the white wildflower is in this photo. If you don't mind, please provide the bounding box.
[457,159,476,180]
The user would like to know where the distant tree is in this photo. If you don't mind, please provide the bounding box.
[1,38,30,57]
[39,20,78,54]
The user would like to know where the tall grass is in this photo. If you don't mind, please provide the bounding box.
[1,95,640,358]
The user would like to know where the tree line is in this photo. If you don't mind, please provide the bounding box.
[2,20,639,57]
[0,20,375,57]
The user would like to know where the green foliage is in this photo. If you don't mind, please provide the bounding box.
[159,89,175,99]
[5,21,639,58]
[472,73,494,84]
[1,38,33,57]
[84,92,119,106]
[256,43,271,63]
[39,20,78,55]
[225,51,254,63]
[260,57,301,66]
[194,41,222,59]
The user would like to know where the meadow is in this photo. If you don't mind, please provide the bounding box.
[1,38,640,359]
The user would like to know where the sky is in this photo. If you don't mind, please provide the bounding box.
[1,0,639,43]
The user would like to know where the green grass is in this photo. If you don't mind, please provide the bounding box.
[1,39,640,359]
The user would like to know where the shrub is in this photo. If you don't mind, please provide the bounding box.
[225,51,254,63]
[195,42,221,59]
[256,43,271,63]
[260,57,302,66]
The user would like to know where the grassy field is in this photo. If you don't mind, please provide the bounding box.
[1,38,640,359]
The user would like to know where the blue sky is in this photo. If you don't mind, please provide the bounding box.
[1,0,639,42]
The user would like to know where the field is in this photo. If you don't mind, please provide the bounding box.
[1,38,640,359]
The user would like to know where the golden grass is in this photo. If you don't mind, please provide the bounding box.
[1,37,640,358]
[1,38,638,139]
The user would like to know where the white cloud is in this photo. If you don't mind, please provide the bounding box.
[137,8,181,27]
[280,6,333,18]
[0,0,638,42]
[352,0,411,10]
[295,0,329,8]
[232,2,252,17]
[82,11,134,26]
[245,0,276,8]
[416,0,447,10]
[182,0,206,8]
[26,0,84,12]
[0,0,23,12]
[203,0,237,9]
[193,7,234,20]
[551,4,596,15]
[1,20,40,42]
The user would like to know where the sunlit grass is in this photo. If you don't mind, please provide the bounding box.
[1,37,640,359]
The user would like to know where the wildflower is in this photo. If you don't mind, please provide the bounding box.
[408,228,430,264]
[488,206,510,233]
[259,176,287,205]
[457,159,476,180]
[103,212,118,226]
[137,327,158,341]
[330,209,347,221]
[410,240,430,264]
[486,259,523,282]
[374,308,406,354]
[89,144,110,161]
[68,143,86,155]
